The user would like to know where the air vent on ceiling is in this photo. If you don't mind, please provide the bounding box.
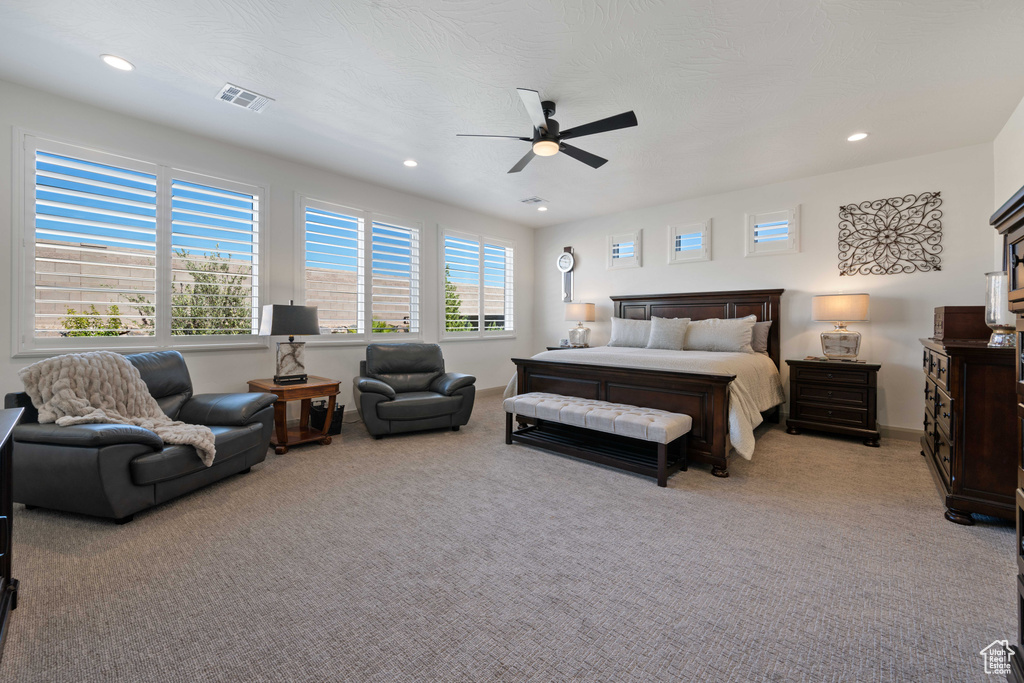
[519,196,547,205]
[216,83,274,113]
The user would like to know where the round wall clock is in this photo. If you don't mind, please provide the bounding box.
[556,251,575,273]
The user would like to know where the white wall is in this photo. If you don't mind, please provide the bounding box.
[0,79,535,400]
[995,94,1024,209]
[533,144,994,432]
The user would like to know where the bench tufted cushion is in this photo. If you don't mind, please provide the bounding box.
[503,392,692,445]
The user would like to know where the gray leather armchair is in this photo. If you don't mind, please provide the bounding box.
[355,343,476,438]
[4,350,276,523]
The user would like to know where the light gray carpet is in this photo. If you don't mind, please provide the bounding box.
[0,394,1014,682]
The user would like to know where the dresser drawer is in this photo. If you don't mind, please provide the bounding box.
[934,385,954,438]
[930,351,950,391]
[791,402,869,428]
[924,378,940,415]
[792,366,872,386]
[922,410,936,457]
[935,431,952,484]
[793,383,869,408]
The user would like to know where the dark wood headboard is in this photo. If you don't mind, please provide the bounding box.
[610,288,785,369]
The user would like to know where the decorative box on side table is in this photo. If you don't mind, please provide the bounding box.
[785,359,881,447]
[247,376,340,454]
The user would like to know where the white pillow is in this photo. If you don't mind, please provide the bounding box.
[608,317,652,348]
[646,316,690,350]
[751,320,772,354]
[684,315,757,353]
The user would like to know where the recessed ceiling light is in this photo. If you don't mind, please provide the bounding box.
[100,54,134,71]
[403,159,418,167]
[847,132,868,142]
[537,206,548,212]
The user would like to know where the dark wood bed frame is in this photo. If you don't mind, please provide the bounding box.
[511,288,784,478]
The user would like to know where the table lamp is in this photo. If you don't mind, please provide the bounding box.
[259,301,320,384]
[811,293,869,360]
[565,302,596,347]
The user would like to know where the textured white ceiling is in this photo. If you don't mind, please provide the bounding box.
[1,0,1023,228]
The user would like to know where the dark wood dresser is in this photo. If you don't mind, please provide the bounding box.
[0,408,20,664]
[919,338,1015,524]
[993,184,1024,682]
[785,359,880,446]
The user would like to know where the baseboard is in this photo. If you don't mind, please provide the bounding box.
[477,386,506,398]
[778,410,921,444]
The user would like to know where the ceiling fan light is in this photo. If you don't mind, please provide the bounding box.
[533,139,560,157]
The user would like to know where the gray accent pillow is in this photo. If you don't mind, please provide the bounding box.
[751,320,772,354]
[646,316,690,350]
[684,315,757,353]
[607,317,652,348]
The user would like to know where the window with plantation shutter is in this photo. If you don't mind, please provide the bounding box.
[371,220,419,334]
[16,133,265,354]
[32,149,158,339]
[298,197,420,340]
[668,220,710,264]
[303,204,364,334]
[170,176,260,335]
[745,206,800,256]
[607,230,642,270]
[441,230,515,338]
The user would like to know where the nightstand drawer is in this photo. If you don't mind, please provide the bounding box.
[793,383,868,408]
[792,366,871,386]
[791,402,869,428]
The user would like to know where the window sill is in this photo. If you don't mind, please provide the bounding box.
[14,340,270,359]
[440,334,517,343]
[304,335,424,347]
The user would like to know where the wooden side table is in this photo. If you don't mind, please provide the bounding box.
[247,376,340,454]
[785,359,881,447]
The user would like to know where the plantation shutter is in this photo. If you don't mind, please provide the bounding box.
[674,231,702,254]
[32,146,158,338]
[370,220,419,334]
[483,242,513,332]
[170,176,260,335]
[443,235,481,332]
[304,205,364,334]
[746,207,799,256]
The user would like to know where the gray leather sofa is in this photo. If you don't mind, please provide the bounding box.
[355,343,476,438]
[4,350,277,523]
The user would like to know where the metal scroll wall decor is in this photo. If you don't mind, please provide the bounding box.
[837,191,942,276]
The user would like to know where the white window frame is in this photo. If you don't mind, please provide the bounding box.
[668,220,711,264]
[439,228,516,341]
[608,230,642,270]
[744,206,800,257]
[295,195,422,345]
[12,130,268,357]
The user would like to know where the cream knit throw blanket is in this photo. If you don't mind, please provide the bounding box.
[19,351,217,466]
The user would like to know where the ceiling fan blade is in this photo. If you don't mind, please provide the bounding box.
[559,143,608,169]
[507,149,536,174]
[456,134,532,140]
[517,88,549,132]
[559,111,638,140]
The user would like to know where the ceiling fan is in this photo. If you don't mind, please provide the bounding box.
[457,88,638,174]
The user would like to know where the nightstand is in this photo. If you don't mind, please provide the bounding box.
[785,359,881,447]
[545,346,574,350]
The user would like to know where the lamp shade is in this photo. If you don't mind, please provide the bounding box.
[258,304,320,336]
[811,294,869,323]
[565,302,596,322]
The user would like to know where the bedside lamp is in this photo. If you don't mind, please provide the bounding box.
[811,293,869,360]
[259,301,320,384]
[565,302,596,347]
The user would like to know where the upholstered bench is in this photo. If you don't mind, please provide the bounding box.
[503,392,692,486]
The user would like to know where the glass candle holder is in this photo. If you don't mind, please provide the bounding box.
[985,271,1015,347]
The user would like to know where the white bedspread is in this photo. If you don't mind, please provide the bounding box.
[504,347,785,460]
